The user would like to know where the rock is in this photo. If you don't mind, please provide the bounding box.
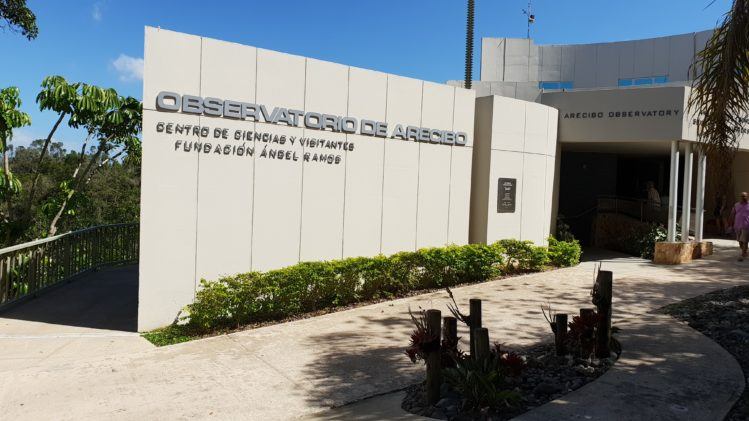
[431,409,447,419]
[435,398,452,408]
[730,329,749,340]
[533,382,563,395]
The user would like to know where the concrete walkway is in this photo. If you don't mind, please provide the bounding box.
[0,241,745,420]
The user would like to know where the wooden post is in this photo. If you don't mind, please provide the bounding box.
[474,328,490,361]
[425,309,442,406]
[469,298,482,359]
[595,270,613,358]
[443,316,457,351]
[554,313,568,356]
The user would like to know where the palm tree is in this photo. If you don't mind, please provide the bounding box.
[688,0,749,198]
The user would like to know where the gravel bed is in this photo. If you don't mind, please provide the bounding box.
[401,343,615,420]
[663,285,749,421]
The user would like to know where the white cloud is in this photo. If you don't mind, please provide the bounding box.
[112,54,144,82]
[92,2,103,21]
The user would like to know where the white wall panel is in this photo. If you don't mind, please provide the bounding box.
[618,41,635,79]
[653,37,669,76]
[448,147,473,245]
[381,141,419,255]
[251,124,304,271]
[595,43,620,88]
[546,109,559,157]
[416,145,451,248]
[668,34,695,82]
[143,27,201,110]
[201,38,256,102]
[386,75,422,127]
[520,154,547,244]
[300,131,346,262]
[348,67,387,121]
[256,49,306,111]
[343,135,385,258]
[573,45,597,89]
[543,155,556,242]
[633,39,655,77]
[487,150,523,243]
[138,111,199,330]
[421,82,454,131]
[524,103,549,155]
[453,88,476,147]
[491,96,525,152]
[560,45,576,82]
[305,59,349,116]
[195,117,254,283]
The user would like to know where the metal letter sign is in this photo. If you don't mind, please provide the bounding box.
[497,178,516,213]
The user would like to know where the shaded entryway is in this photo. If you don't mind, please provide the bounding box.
[0,265,139,332]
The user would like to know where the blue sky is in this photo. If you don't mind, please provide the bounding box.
[2,0,734,149]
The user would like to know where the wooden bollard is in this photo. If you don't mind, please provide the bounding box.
[595,270,613,358]
[443,316,458,350]
[469,299,482,359]
[474,328,490,361]
[554,313,568,356]
[425,309,442,405]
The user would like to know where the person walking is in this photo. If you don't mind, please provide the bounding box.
[730,192,749,261]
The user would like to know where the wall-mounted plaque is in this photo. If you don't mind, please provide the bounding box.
[497,178,516,213]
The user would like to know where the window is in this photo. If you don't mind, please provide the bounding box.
[539,81,573,91]
[618,76,669,87]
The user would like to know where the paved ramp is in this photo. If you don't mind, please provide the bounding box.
[0,265,151,374]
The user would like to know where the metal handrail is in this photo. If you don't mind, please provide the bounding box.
[0,223,139,309]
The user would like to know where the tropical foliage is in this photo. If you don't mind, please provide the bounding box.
[0,77,142,246]
[689,0,749,197]
[146,238,582,345]
[0,0,37,40]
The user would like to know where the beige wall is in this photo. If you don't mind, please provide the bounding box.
[139,28,475,330]
[470,96,558,246]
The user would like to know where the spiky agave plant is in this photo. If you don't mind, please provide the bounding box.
[688,0,749,198]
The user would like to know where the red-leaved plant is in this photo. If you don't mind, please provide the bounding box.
[405,308,440,364]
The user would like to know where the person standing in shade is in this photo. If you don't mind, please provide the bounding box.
[646,181,661,208]
[730,192,749,261]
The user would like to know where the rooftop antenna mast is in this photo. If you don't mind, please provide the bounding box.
[522,1,535,39]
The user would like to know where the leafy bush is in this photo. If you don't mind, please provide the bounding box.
[146,238,583,345]
[620,223,677,259]
[496,239,549,272]
[547,236,582,267]
[443,355,521,410]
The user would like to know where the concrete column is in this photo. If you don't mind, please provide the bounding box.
[681,142,694,242]
[667,140,680,242]
[694,148,707,242]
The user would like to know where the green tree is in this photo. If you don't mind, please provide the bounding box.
[0,87,30,216]
[0,0,37,40]
[689,0,749,197]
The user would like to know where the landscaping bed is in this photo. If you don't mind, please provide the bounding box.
[401,342,615,420]
[144,238,582,346]
[663,285,749,421]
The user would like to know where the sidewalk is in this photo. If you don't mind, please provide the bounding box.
[1,241,745,420]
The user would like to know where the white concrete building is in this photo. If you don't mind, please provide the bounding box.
[139,27,748,330]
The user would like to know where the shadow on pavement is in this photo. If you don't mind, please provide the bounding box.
[0,265,139,332]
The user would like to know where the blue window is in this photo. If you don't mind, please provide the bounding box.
[618,79,633,87]
[539,81,573,91]
[618,76,669,87]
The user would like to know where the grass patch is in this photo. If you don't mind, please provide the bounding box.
[142,325,196,347]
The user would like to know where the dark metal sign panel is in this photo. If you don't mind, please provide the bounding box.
[497,178,516,213]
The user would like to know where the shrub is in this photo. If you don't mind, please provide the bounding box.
[620,223,676,259]
[145,238,582,345]
[547,236,582,267]
[496,239,549,272]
